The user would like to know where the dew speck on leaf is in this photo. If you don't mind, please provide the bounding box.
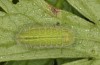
[85,29,89,32]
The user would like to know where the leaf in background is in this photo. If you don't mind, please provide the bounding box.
[4,59,100,65]
[62,59,100,65]
[0,0,100,65]
[67,0,100,24]
[62,59,93,65]
[45,0,57,7]
[4,59,54,65]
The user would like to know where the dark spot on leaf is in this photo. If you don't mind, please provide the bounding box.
[88,57,93,60]
[56,22,60,26]
[0,7,6,13]
[12,0,19,4]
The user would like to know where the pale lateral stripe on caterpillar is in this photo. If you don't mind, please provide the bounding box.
[16,25,74,49]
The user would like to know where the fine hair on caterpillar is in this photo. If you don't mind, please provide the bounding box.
[16,23,74,49]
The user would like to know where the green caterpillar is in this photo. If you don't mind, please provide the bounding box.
[16,25,74,49]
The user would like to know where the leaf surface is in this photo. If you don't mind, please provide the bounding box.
[0,0,100,65]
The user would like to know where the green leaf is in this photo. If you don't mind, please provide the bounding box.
[0,0,100,65]
[67,0,100,24]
